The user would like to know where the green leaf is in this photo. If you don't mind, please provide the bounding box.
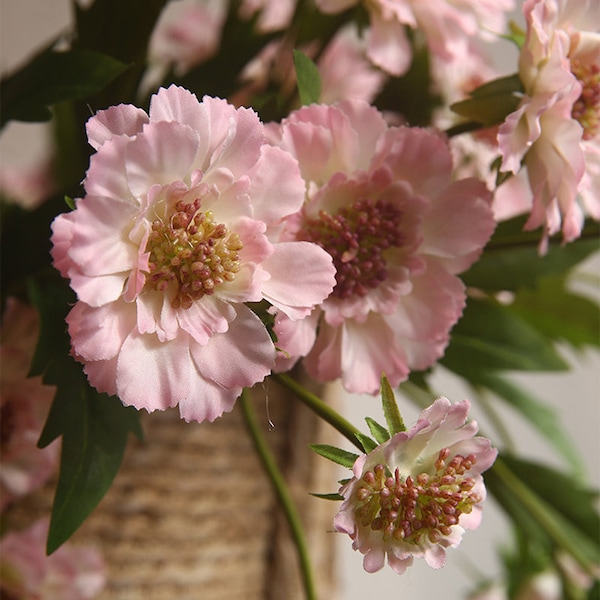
[28,277,141,553]
[441,298,569,377]
[450,74,523,127]
[0,49,130,128]
[461,217,600,291]
[474,373,584,478]
[309,444,359,468]
[293,50,322,105]
[309,492,344,501]
[354,432,378,453]
[510,276,600,349]
[64,196,76,211]
[365,417,390,444]
[381,373,406,435]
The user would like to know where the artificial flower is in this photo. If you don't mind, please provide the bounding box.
[0,519,105,600]
[268,100,495,394]
[334,397,498,574]
[497,0,600,249]
[1,298,58,511]
[50,85,335,423]
[315,0,514,76]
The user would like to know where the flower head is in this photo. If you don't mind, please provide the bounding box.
[497,0,600,248]
[334,397,498,574]
[51,85,335,423]
[268,101,495,393]
[0,519,105,599]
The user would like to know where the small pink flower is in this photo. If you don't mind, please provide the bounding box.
[51,85,335,423]
[315,0,514,76]
[334,398,498,574]
[1,299,59,511]
[497,0,600,248]
[0,519,105,599]
[268,101,495,393]
[239,0,296,32]
[0,157,55,209]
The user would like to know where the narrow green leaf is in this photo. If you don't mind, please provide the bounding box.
[441,299,569,377]
[461,217,600,291]
[475,373,584,478]
[310,444,359,468]
[309,492,344,501]
[64,195,76,210]
[365,417,390,444]
[1,49,130,128]
[450,74,523,127]
[510,276,600,349]
[293,50,321,106]
[354,432,378,454]
[381,374,406,435]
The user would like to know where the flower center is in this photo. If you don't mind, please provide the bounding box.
[353,448,482,545]
[571,58,599,140]
[300,198,403,300]
[144,198,243,309]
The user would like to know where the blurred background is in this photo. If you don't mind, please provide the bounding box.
[1,1,598,598]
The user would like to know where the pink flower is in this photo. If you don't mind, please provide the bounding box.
[50,85,335,423]
[497,0,600,248]
[315,0,514,76]
[0,157,55,209]
[239,0,296,32]
[334,397,498,574]
[268,101,495,393]
[0,519,105,599]
[1,298,59,511]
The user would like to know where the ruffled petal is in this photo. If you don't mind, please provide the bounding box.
[86,104,149,150]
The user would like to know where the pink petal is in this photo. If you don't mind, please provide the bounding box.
[363,548,386,573]
[176,297,235,345]
[423,544,447,569]
[86,104,149,150]
[177,374,239,423]
[367,10,412,76]
[261,242,336,319]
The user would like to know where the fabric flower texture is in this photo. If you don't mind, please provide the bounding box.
[497,0,600,249]
[50,85,335,423]
[334,397,498,574]
[269,101,495,394]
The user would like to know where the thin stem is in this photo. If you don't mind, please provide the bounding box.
[491,457,595,575]
[471,385,516,453]
[273,373,363,451]
[240,390,317,600]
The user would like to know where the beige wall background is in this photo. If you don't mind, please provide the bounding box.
[1,1,598,599]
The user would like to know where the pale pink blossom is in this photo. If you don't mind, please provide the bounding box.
[148,0,226,75]
[315,0,514,76]
[1,298,59,510]
[497,0,600,248]
[0,157,55,209]
[239,0,296,32]
[50,85,335,423]
[0,519,105,599]
[334,397,498,574]
[268,101,495,394]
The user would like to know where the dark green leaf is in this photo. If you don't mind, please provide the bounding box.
[441,299,569,377]
[474,373,584,478]
[309,492,344,501]
[365,417,390,444]
[293,50,321,105]
[510,276,600,349]
[1,49,130,128]
[310,444,359,468]
[381,374,406,435]
[450,74,523,127]
[354,432,378,454]
[461,217,600,291]
[28,277,141,553]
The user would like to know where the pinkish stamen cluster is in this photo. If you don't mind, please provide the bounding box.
[300,198,404,299]
[354,449,481,547]
[145,198,243,309]
[571,59,600,141]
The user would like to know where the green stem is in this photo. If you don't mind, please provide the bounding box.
[273,373,364,451]
[491,457,595,575]
[240,390,317,600]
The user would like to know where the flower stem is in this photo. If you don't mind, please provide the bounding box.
[273,373,364,451]
[240,390,317,600]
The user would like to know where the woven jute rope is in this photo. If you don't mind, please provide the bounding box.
[5,376,341,600]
